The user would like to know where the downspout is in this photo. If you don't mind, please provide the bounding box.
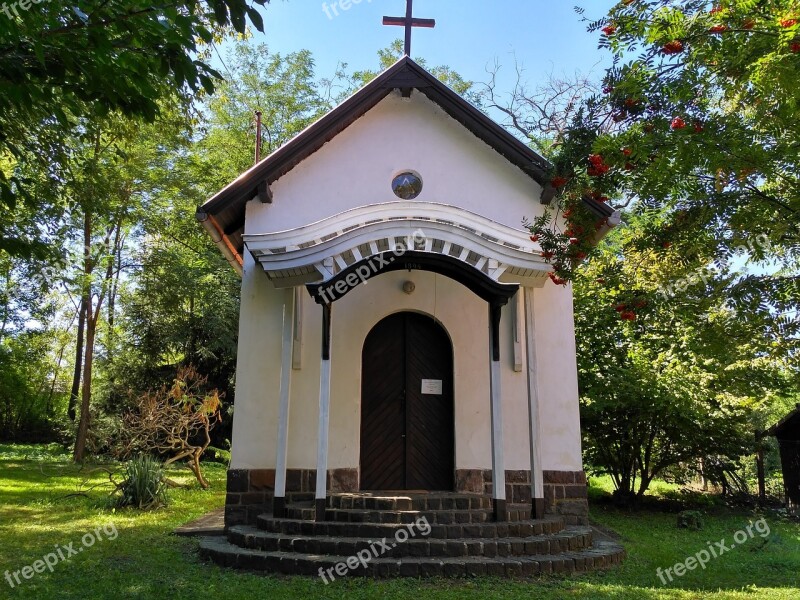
[591,210,622,244]
[196,211,244,277]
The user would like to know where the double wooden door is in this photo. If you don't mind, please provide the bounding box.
[360,312,454,491]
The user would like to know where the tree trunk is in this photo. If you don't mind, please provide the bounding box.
[73,316,96,462]
[45,344,67,417]
[73,208,94,462]
[68,298,86,421]
[106,229,123,359]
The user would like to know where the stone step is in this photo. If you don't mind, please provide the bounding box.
[288,506,501,524]
[256,515,566,539]
[285,503,533,523]
[327,493,493,511]
[286,492,315,503]
[228,524,593,557]
[199,536,625,578]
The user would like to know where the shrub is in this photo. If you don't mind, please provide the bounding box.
[677,510,704,531]
[115,455,168,509]
[116,366,222,489]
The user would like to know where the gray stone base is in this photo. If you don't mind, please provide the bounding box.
[543,470,589,526]
[224,468,588,527]
[454,469,588,526]
[224,468,359,527]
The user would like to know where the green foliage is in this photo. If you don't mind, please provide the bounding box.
[115,455,168,510]
[575,211,787,499]
[0,329,69,442]
[0,0,270,254]
[194,43,336,192]
[525,1,800,501]
[677,510,704,530]
[536,1,800,321]
[350,39,476,100]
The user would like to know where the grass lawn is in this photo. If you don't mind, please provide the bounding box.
[1,444,798,599]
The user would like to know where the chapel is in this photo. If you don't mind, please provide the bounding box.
[197,3,623,576]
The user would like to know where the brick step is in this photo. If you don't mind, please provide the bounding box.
[286,492,315,503]
[288,506,503,524]
[255,514,565,539]
[228,524,593,557]
[327,493,493,511]
[199,536,625,578]
[285,503,533,523]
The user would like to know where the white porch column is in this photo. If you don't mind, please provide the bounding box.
[273,287,295,518]
[315,303,332,521]
[524,287,545,518]
[489,303,506,521]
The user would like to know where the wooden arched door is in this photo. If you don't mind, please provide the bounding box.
[360,312,454,491]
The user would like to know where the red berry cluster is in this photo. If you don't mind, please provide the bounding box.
[587,154,610,177]
[614,298,647,321]
[589,190,610,203]
[708,24,728,33]
[662,40,684,55]
[614,304,636,321]
[671,117,704,133]
[602,24,618,36]
[551,176,569,188]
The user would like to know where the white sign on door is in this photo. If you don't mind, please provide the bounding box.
[421,379,443,395]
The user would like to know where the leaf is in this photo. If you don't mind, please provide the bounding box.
[246,6,264,32]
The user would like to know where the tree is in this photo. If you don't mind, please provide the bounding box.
[574,210,791,500]
[531,2,800,311]
[0,230,72,440]
[0,0,269,253]
[68,107,190,461]
[193,42,338,194]
[108,43,334,413]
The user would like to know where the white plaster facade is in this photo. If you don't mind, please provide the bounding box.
[228,88,584,481]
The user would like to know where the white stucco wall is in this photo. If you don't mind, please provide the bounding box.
[244,90,546,234]
[229,252,283,471]
[532,283,584,472]
[230,86,584,477]
[230,270,584,473]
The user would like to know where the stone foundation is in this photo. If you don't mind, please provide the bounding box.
[224,468,359,527]
[454,469,588,525]
[224,468,588,527]
[543,470,589,526]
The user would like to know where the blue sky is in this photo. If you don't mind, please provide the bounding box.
[250,1,618,91]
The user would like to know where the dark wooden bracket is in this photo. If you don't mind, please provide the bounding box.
[258,180,273,204]
[321,303,332,361]
[489,303,502,362]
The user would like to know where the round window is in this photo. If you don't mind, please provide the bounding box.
[392,172,423,200]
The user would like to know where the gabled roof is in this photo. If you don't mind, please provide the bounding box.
[196,56,565,253]
[767,404,800,441]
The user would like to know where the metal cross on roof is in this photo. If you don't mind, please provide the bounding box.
[383,0,436,57]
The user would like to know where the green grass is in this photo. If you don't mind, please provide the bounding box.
[0,443,798,599]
